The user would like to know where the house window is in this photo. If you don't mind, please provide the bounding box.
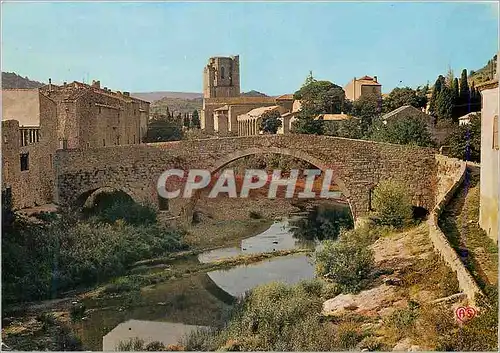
[221,66,225,79]
[133,134,136,144]
[20,153,29,171]
[103,139,106,146]
[98,106,102,114]
[493,115,499,150]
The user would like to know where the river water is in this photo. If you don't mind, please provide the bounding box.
[80,204,352,350]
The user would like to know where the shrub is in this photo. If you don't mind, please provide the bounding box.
[336,321,363,349]
[248,211,262,219]
[2,212,186,305]
[315,239,374,293]
[99,199,157,226]
[372,180,413,228]
[117,338,145,351]
[184,280,345,351]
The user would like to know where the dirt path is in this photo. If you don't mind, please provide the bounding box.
[438,169,498,289]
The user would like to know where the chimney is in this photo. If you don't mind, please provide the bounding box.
[48,78,52,92]
[92,80,101,89]
[374,76,378,83]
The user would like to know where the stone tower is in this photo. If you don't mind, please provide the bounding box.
[203,55,240,98]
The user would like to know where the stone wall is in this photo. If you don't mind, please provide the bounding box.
[428,155,483,305]
[54,135,438,220]
[2,91,59,209]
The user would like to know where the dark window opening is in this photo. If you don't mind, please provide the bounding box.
[221,66,225,79]
[20,153,29,171]
[98,106,102,114]
[103,139,106,146]
[133,135,136,144]
[158,195,169,211]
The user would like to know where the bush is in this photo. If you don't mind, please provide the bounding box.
[2,211,186,305]
[98,199,157,226]
[372,180,413,228]
[248,211,262,219]
[184,280,348,351]
[315,239,374,293]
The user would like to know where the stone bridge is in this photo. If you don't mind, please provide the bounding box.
[54,134,438,220]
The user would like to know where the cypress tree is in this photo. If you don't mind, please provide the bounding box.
[436,86,455,122]
[191,110,201,129]
[429,75,445,116]
[459,69,470,115]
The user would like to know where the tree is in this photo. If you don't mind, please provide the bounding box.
[436,85,455,122]
[369,115,434,147]
[292,72,346,135]
[351,93,381,135]
[428,75,445,117]
[444,113,481,162]
[191,110,201,129]
[323,118,363,139]
[260,110,282,134]
[459,69,470,103]
[382,87,428,113]
[143,114,183,142]
[183,113,190,129]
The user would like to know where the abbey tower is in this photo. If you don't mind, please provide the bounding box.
[203,55,240,98]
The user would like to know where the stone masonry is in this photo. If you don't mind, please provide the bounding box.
[54,134,438,220]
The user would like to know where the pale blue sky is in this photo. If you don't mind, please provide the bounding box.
[1,1,498,95]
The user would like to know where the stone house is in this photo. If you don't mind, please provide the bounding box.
[2,80,150,210]
[478,54,499,243]
[344,75,382,101]
[382,105,454,146]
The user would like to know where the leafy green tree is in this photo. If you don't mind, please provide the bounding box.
[372,180,413,228]
[292,73,346,135]
[323,118,363,139]
[444,113,481,162]
[260,110,282,134]
[191,110,201,129]
[369,115,434,147]
[143,114,183,142]
[382,87,428,113]
[351,93,381,134]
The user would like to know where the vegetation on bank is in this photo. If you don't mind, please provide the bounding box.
[1,191,186,307]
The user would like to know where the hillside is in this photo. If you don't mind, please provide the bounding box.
[241,90,269,97]
[469,54,497,85]
[131,91,202,102]
[150,97,203,115]
[2,72,44,89]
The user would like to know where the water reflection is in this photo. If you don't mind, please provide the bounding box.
[289,203,353,242]
[206,254,315,298]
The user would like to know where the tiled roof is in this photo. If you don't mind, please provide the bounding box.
[314,113,353,121]
[358,75,374,81]
[382,105,413,120]
[276,94,294,100]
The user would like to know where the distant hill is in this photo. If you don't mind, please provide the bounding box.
[2,72,45,89]
[469,54,497,85]
[241,90,269,97]
[131,91,202,102]
[151,97,203,116]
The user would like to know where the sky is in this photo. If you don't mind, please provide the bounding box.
[1,1,499,95]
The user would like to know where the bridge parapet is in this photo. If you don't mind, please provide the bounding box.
[54,135,438,219]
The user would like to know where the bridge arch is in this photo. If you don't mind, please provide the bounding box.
[177,146,356,222]
[75,186,140,210]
